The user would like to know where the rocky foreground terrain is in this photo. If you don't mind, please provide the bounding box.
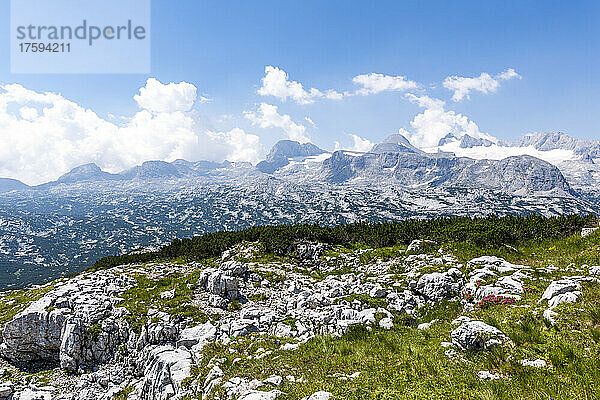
[1,228,600,399]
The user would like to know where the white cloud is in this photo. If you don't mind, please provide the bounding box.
[304,116,316,126]
[258,66,418,104]
[0,79,262,185]
[133,78,197,113]
[443,68,521,102]
[205,128,263,164]
[257,66,342,105]
[352,73,418,95]
[19,106,38,120]
[496,68,521,81]
[244,103,310,143]
[404,93,445,110]
[402,93,496,149]
[334,134,374,153]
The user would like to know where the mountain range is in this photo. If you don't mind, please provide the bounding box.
[2,131,597,195]
[1,131,599,289]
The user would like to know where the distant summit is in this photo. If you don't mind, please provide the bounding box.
[511,132,600,158]
[257,140,327,173]
[0,178,29,193]
[371,134,424,154]
[120,161,183,180]
[55,163,117,184]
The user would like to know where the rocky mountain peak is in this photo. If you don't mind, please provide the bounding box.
[266,140,326,161]
[121,160,182,180]
[56,163,112,184]
[257,140,327,173]
[371,133,424,154]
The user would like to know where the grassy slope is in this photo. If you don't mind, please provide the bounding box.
[1,220,600,399]
[190,230,600,400]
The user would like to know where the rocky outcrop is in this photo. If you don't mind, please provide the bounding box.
[463,256,529,304]
[0,298,68,362]
[177,322,217,350]
[1,271,133,370]
[138,345,194,400]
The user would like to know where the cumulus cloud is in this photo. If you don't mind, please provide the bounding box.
[244,103,310,143]
[401,93,496,149]
[258,66,342,105]
[258,66,418,104]
[334,134,374,153]
[352,73,418,95]
[443,68,521,102]
[0,79,262,185]
[496,68,521,81]
[133,78,197,113]
[205,128,263,163]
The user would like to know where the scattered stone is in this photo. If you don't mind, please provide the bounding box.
[415,268,463,302]
[520,359,547,368]
[582,227,599,237]
[589,266,600,276]
[540,279,582,324]
[477,371,500,380]
[540,279,580,303]
[302,391,333,400]
[263,375,282,386]
[451,321,507,351]
[159,288,175,300]
[418,319,438,330]
[287,241,328,262]
[280,342,300,351]
[0,242,590,400]
[0,384,13,399]
[238,390,284,400]
[379,317,394,330]
[406,239,437,252]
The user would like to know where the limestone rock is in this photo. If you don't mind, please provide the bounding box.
[238,390,283,400]
[0,384,13,399]
[302,392,333,400]
[416,268,464,302]
[287,241,328,262]
[406,239,437,252]
[177,322,217,350]
[540,279,580,303]
[451,321,507,351]
[12,388,53,400]
[139,345,193,400]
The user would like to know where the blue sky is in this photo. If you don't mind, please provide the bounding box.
[0,0,599,183]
